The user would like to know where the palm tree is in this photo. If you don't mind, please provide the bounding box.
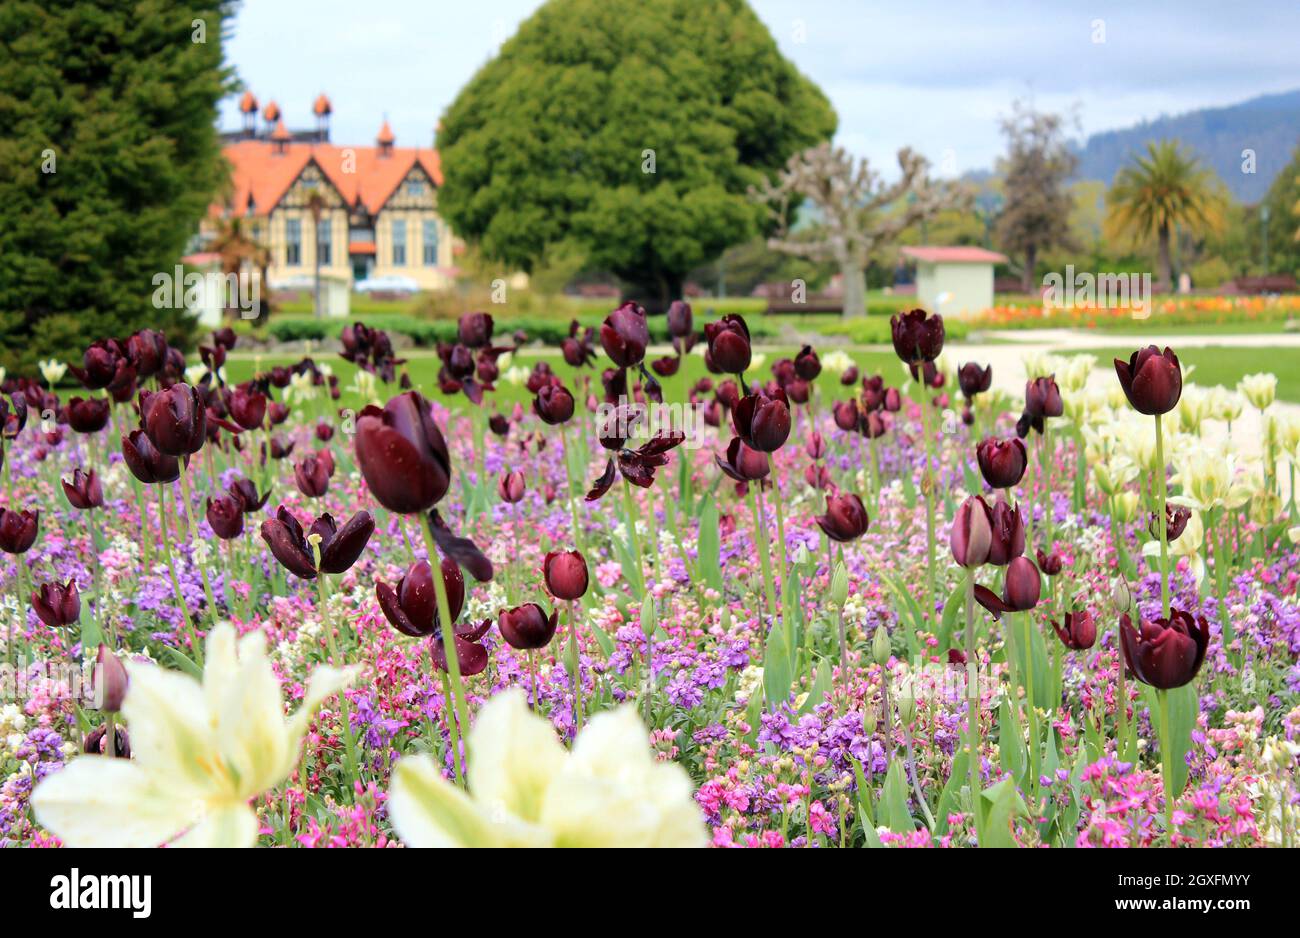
[208,217,261,320]
[1106,141,1226,290]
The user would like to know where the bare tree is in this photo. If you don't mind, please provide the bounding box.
[994,101,1079,292]
[750,142,961,317]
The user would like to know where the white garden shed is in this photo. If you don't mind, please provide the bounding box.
[900,246,1007,318]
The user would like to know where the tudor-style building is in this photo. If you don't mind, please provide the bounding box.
[208,93,456,291]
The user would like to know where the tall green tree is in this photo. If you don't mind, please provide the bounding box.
[994,101,1080,292]
[0,1,236,373]
[435,0,835,309]
[1105,140,1226,289]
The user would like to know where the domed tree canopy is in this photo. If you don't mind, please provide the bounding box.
[436,0,836,308]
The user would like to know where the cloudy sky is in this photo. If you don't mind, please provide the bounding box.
[217,0,1300,176]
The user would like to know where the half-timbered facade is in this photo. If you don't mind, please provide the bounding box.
[209,106,455,291]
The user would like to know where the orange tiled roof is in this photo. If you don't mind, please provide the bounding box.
[313,93,332,116]
[218,138,443,218]
[901,246,1007,264]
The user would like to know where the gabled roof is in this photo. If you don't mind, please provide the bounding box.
[218,139,443,217]
[901,246,1007,264]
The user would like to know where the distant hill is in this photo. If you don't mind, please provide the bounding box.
[1072,89,1300,203]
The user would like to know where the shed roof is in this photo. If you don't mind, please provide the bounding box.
[901,246,1007,264]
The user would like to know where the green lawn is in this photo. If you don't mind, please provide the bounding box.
[224,347,908,416]
[1073,346,1300,402]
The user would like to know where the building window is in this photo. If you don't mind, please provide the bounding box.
[286,218,301,266]
[317,218,332,266]
[423,220,438,266]
[407,179,425,197]
[391,219,406,265]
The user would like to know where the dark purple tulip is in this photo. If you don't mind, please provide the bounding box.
[784,378,810,405]
[260,507,318,579]
[1150,504,1191,542]
[376,557,464,638]
[814,493,869,542]
[985,498,1025,566]
[1120,609,1209,689]
[533,383,575,425]
[127,330,168,378]
[650,355,681,377]
[121,430,180,484]
[267,401,290,426]
[958,362,992,398]
[141,384,206,456]
[0,508,38,554]
[806,431,826,460]
[1,393,28,439]
[498,603,558,650]
[840,366,860,386]
[1003,556,1041,611]
[212,326,237,350]
[294,455,330,498]
[890,308,945,364]
[498,470,526,504]
[1035,548,1063,576]
[1053,610,1097,650]
[543,549,588,600]
[316,421,335,442]
[488,414,510,437]
[31,579,79,627]
[600,301,650,369]
[950,496,991,567]
[794,345,821,381]
[667,300,693,339]
[832,399,860,432]
[228,385,267,430]
[977,438,1027,489]
[94,644,128,711]
[62,468,104,510]
[66,397,111,434]
[703,315,752,375]
[69,339,128,390]
[458,312,494,348]
[228,477,270,512]
[733,388,791,453]
[715,436,769,483]
[884,388,902,412]
[430,619,492,677]
[84,725,130,758]
[205,496,244,540]
[1019,376,1064,437]
[1115,346,1182,416]
[354,392,451,514]
[314,511,375,574]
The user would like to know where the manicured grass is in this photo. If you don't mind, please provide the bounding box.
[1073,345,1300,402]
[1080,320,1293,337]
[224,346,908,416]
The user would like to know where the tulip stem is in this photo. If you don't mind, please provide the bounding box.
[1157,688,1176,842]
[439,669,463,782]
[1154,415,1171,619]
[920,383,937,631]
[749,484,777,620]
[620,481,645,595]
[570,599,584,734]
[178,462,220,623]
[1207,509,1236,652]
[963,573,982,844]
[768,455,787,609]
[312,566,359,783]
[156,484,203,666]
[1022,612,1040,809]
[421,514,473,785]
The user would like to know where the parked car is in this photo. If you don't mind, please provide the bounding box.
[354,275,420,295]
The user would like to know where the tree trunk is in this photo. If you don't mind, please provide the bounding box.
[841,261,866,318]
[1157,222,1172,292]
[1021,244,1037,294]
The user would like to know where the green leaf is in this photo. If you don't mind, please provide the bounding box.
[161,645,202,679]
[762,621,793,706]
[978,777,1028,848]
[697,496,723,591]
[880,759,915,833]
[998,700,1026,783]
[934,750,969,836]
[799,661,832,714]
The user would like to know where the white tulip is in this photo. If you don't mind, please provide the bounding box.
[388,689,706,848]
[1238,373,1277,411]
[31,623,355,847]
